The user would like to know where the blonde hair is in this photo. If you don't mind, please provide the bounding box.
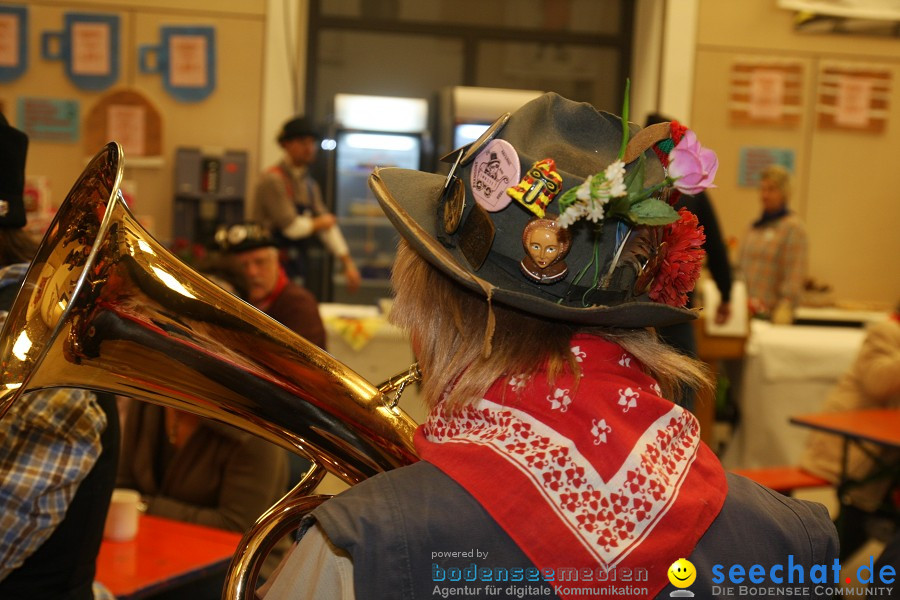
[760,164,791,201]
[388,240,712,412]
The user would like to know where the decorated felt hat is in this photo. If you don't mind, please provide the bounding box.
[369,89,718,328]
[277,116,321,143]
[214,222,278,254]
[0,113,29,229]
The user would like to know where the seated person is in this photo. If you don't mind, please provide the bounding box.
[117,401,288,535]
[0,114,120,600]
[801,300,900,556]
[215,222,326,350]
[262,91,837,599]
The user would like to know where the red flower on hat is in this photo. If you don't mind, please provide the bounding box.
[648,208,706,307]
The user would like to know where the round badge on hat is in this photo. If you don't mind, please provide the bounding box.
[470,139,519,212]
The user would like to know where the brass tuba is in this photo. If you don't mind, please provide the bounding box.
[0,143,420,598]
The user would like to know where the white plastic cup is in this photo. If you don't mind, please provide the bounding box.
[103,488,141,541]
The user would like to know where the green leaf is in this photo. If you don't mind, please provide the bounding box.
[628,198,679,225]
[605,196,632,220]
[623,155,645,201]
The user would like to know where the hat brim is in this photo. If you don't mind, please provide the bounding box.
[370,167,698,328]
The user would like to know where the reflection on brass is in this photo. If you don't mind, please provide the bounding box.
[0,143,420,599]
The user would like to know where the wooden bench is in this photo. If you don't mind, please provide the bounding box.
[732,466,831,494]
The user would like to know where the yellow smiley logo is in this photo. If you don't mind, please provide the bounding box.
[668,558,697,588]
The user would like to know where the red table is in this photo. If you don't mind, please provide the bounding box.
[790,409,900,449]
[95,514,242,599]
[790,409,900,546]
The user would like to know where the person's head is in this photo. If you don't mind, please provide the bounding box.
[0,112,38,266]
[373,92,718,409]
[758,164,791,213]
[214,223,281,304]
[277,116,320,168]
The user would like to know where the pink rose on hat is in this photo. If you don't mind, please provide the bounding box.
[668,130,718,195]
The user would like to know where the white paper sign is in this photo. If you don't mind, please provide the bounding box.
[72,22,110,76]
[107,105,146,157]
[169,34,207,88]
[749,70,786,119]
[0,14,19,67]
[835,76,872,127]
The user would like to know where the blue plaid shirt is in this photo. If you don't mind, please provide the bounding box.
[0,263,106,581]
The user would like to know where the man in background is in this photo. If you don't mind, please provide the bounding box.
[253,116,361,296]
[217,221,326,350]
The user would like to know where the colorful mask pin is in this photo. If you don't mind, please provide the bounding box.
[520,217,572,284]
[507,158,563,218]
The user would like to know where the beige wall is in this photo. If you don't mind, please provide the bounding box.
[0,0,267,243]
[690,0,900,308]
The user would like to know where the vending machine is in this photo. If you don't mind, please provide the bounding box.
[322,93,430,305]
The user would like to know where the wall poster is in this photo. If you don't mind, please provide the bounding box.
[817,62,891,133]
[140,26,216,102]
[729,59,804,127]
[0,5,27,83]
[41,12,120,91]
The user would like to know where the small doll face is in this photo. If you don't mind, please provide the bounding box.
[526,226,562,269]
[521,218,572,276]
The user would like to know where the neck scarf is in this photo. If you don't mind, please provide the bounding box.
[415,335,726,599]
[252,266,289,313]
[752,206,789,228]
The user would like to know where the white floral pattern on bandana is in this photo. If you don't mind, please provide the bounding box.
[617,387,639,412]
[508,374,528,393]
[591,418,611,444]
[547,388,572,412]
[571,346,587,363]
[423,400,700,567]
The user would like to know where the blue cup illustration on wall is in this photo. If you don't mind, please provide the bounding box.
[0,5,29,83]
[41,12,120,91]
[139,26,216,103]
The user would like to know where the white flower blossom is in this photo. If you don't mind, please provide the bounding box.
[586,198,605,223]
[557,204,585,229]
[604,159,626,182]
[575,178,592,201]
[571,346,587,362]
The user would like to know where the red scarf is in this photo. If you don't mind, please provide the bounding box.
[252,266,289,313]
[415,335,726,599]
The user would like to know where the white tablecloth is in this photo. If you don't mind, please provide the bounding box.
[721,320,866,469]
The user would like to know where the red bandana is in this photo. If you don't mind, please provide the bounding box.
[415,335,726,599]
[253,266,289,313]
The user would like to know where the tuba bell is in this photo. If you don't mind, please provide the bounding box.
[0,143,420,598]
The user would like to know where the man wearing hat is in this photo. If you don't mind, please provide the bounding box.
[262,93,837,599]
[0,113,121,600]
[253,115,361,295]
[217,221,326,350]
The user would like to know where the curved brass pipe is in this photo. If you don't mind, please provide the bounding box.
[0,143,421,598]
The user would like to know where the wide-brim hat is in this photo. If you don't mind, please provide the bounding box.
[369,92,713,328]
[0,113,28,229]
[277,116,321,143]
